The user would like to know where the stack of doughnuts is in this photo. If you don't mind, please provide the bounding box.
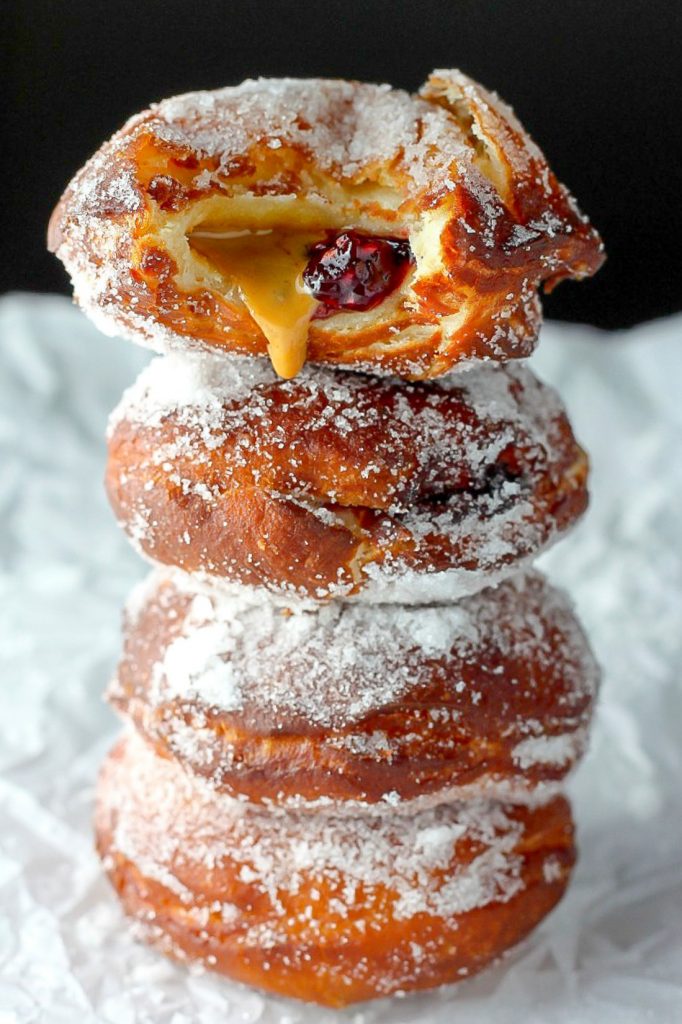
[50,70,604,1006]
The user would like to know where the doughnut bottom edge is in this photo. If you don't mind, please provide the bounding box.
[96,736,575,1007]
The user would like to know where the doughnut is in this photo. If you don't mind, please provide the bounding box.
[109,570,598,810]
[96,733,576,1006]
[105,353,588,602]
[49,71,603,380]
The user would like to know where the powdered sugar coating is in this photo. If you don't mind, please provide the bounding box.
[153,77,464,191]
[98,732,568,923]
[108,349,549,434]
[122,568,598,728]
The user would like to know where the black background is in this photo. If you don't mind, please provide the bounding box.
[4,0,681,328]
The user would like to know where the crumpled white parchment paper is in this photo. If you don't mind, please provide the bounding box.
[1,293,681,1024]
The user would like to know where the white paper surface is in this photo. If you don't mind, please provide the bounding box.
[1,293,681,1024]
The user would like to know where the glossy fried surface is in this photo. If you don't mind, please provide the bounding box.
[110,570,598,809]
[106,355,588,601]
[96,735,576,1007]
[49,71,603,378]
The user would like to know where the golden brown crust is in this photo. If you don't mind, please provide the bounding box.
[96,735,576,1007]
[105,356,588,601]
[49,72,603,378]
[110,570,598,808]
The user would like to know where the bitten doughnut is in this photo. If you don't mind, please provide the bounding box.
[96,733,576,1007]
[49,71,603,379]
[106,354,588,602]
[110,570,599,810]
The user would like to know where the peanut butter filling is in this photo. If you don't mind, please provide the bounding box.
[190,229,319,379]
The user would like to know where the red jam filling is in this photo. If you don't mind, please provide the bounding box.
[303,230,413,316]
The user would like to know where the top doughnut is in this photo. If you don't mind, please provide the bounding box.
[49,71,603,379]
